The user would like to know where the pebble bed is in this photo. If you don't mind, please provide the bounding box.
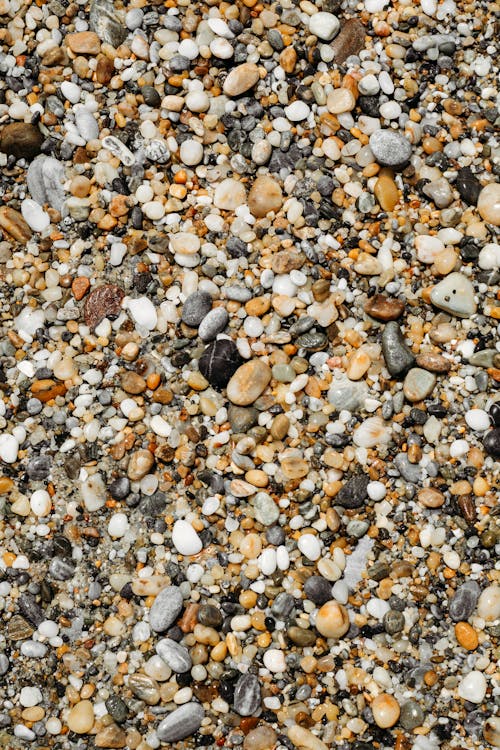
[0,0,499,747]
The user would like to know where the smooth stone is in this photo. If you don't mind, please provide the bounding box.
[315,600,350,638]
[415,353,451,373]
[199,339,243,390]
[483,717,500,747]
[105,695,128,723]
[0,123,43,161]
[483,428,500,458]
[214,178,247,210]
[477,585,500,621]
[456,167,481,205]
[364,294,404,321]
[394,453,423,483]
[253,492,279,525]
[226,360,272,405]
[248,175,283,218]
[149,586,183,633]
[399,700,425,731]
[198,308,229,341]
[423,177,453,208]
[233,673,261,716]
[157,703,204,742]
[182,291,212,327]
[382,322,415,377]
[369,129,412,168]
[0,207,32,243]
[27,156,66,213]
[309,11,340,41]
[223,63,260,96]
[327,376,367,411]
[477,182,500,226]
[449,581,481,622]
[304,576,333,605]
[156,638,192,673]
[457,671,487,703]
[331,18,366,63]
[430,272,477,317]
[89,0,126,47]
[403,368,437,402]
[172,520,202,556]
[243,726,277,750]
[468,350,496,368]
[67,701,95,734]
[372,694,400,728]
[128,674,160,704]
[336,475,370,509]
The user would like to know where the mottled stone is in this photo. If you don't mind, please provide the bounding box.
[382,322,415,377]
[233,673,261,716]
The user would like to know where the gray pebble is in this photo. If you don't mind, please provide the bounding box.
[157,703,204,742]
[233,672,261,716]
[198,307,229,341]
[369,129,412,168]
[449,581,481,622]
[382,321,415,377]
[182,291,213,328]
[156,638,192,673]
[149,586,183,633]
[335,474,370,509]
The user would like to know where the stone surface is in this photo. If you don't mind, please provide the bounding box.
[156,638,192,673]
[156,703,204,742]
[0,123,43,161]
[382,322,415,376]
[336,475,370,509]
[199,339,243,390]
[403,368,437,402]
[226,360,272,405]
[182,291,213,327]
[477,182,500,225]
[364,294,404,321]
[331,19,366,63]
[369,130,412,168]
[430,273,477,317]
[149,586,183,633]
[233,673,261,716]
[223,63,260,96]
[84,284,125,329]
[248,176,283,218]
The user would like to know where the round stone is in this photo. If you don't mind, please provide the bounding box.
[399,700,424,731]
[477,182,500,226]
[371,694,400,728]
[477,585,500,621]
[172,520,202,556]
[214,178,247,210]
[199,339,243,390]
[198,307,229,341]
[223,63,260,97]
[457,671,487,703]
[430,272,477,317]
[233,673,261,716]
[182,291,213,327]
[67,701,95,734]
[369,130,412,168]
[315,600,350,638]
[403,368,437,402]
[179,139,204,166]
[156,703,204,742]
[248,176,283,218]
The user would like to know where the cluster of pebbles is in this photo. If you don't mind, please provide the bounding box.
[0,0,499,747]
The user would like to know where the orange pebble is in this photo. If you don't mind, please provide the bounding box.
[455,622,478,650]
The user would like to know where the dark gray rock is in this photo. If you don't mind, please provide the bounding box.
[233,673,261,716]
[382,321,415,377]
[449,581,481,622]
[156,703,204,742]
[335,475,370,509]
[182,291,213,327]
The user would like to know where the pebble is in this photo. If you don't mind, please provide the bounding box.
[172,520,203,556]
[403,368,437,402]
[199,339,243,390]
[477,182,500,226]
[156,703,204,742]
[198,308,229,341]
[226,360,272,405]
[182,291,213,328]
[223,64,260,97]
[67,701,95,734]
[248,176,283,218]
[309,12,340,41]
[457,671,487,703]
[149,586,183,633]
[430,273,477,317]
[0,123,44,161]
[233,673,261,715]
[315,600,350,638]
[156,638,192,673]
[372,694,400,728]
[382,322,415,377]
[369,130,412,168]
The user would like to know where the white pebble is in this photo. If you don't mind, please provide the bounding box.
[127,297,158,330]
[30,489,51,517]
[284,101,310,121]
[172,520,202,556]
[465,409,490,431]
[21,199,50,233]
[108,513,130,538]
[20,687,43,707]
[61,81,81,103]
[263,648,286,672]
[457,671,487,703]
[0,434,19,464]
[180,139,204,166]
[298,533,321,561]
[367,481,386,501]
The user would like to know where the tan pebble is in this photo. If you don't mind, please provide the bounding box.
[315,600,350,638]
[271,413,290,440]
[245,296,271,316]
[346,349,370,380]
[223,63,260,97]
[239,533,263,559]
[455,622,478,650]
[67,31,101,55]
[226,360,272,405]
[483,717,500,747]
[127,449,154,480]
[327,88,356,114]
[374,171,399,211]
[364,294,404,321]
[477,585,500,621]
[418,487,444,508]
[245,469,269,487]
[94,724,127,748]
[280,449,309,479]
[243,725,277,750]
[121,371,146,394]
[433,247,458,275]
[67,700,95,734]
[0,206,32,242]
[280,47,297,73]
[477,182,500,226]
[248,175,283,218]
[371,694,400,728]
[288,724,328,750]
[22,707,45,722]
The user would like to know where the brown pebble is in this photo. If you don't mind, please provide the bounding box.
[0,206,33,242]
[271,413,290,440]
[418,487,444,508]
[0,122,44,161]
[248,175,283,218]
[67,31,101,55]
[415,352,451,373]
[72,276,90,301]
[127,450,154,480]
[95,724,127,748]
[121,372,147,394]
[374,171,400,211]
[84,284,125,330]
[331,18,366,63]
[364,294,404,321]
[454,622,478,650]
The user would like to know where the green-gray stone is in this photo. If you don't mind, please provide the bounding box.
[253,492,280,525]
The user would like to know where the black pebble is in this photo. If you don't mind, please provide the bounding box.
[198,339,243,390]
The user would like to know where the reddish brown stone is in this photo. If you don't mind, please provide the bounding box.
[331,19,366,64]
[84,284,125,330]
[364,294,405,321]
[0,123,43,161]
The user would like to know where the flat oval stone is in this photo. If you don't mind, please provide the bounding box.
[149,585,183,633]
[430,273,477,317]
[223,63,260,97]
[128,674,160,705]
[403,368,437,402]
[415,352,451,373]
[198,307,229,341]
[226,360,272,405]
[364,294,404,321]
[182,291,213,327]
[157,703,204,742]
[156,638,192,673]
[331,18,366,63]
[449,580,481,622]
[84,284,125,330]
[253,492,279,526]
[369,130,412,169]
[382,322,415,377]
[483,428,500,458]
[233,673,261,716]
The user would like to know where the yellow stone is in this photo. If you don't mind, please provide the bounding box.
[374,171,399,211]
[67,700,95,734]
